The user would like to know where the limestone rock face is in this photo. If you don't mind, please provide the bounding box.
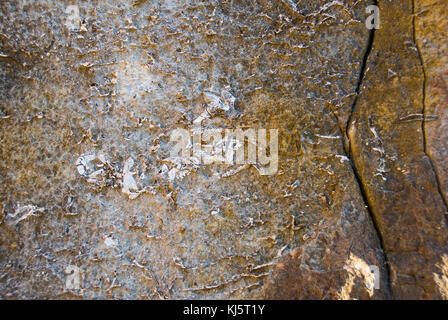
[345,0,448,299]
[0,0,446,299]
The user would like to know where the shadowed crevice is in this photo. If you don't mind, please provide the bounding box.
[342,0,393,299]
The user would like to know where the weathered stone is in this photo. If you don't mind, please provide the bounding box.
[347,0,448,299]
[0,0,446,300]
[415,0,448,207]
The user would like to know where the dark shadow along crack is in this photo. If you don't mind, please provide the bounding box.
[341,0,393,299]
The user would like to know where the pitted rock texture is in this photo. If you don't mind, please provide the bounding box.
[0,0,446,300]
[346,0,448,299]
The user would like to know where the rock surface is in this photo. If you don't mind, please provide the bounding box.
[346,0,448,299]
[0,0,446,299]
